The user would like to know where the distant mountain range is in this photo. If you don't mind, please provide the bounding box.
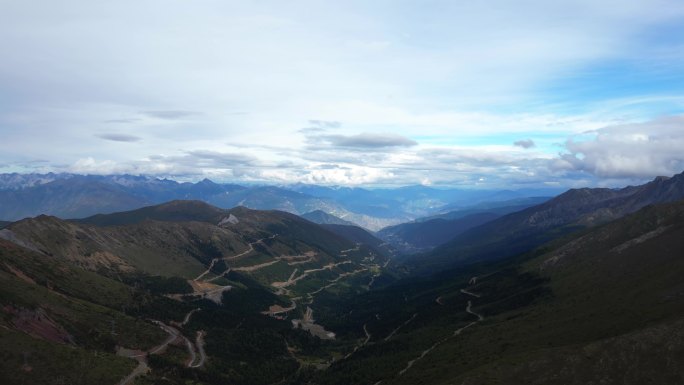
[0,173,561,230]
[0,174,342,223]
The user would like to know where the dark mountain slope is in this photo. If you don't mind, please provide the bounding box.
[414,200,684,385]
[432,196,551,217]
[0,238,168,384]
[78,200,358,259]
[308,199,684,385]
[319,223,397,260]
[419,196,550,222]
[226,206,358,257]
[76,199,230,226]
[409,171,684,272]
[378,212,501,252]
[321,224,382,247]
[4,214,243,277]
[302,210,357,226]
[0,200,393,385]
[8,208,349,278]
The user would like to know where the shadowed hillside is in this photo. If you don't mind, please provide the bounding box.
[408,171,684,273]
[302,210,358,227]
[378,212,500,253]
[305,199,684,385]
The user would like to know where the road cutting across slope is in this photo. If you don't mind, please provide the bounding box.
[117,308,205,384]
[194,234,277,281]
[397,289,483,377]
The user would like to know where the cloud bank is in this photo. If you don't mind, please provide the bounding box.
[558,116,684,178]
[1,1,684,187]
[322,133,418,148]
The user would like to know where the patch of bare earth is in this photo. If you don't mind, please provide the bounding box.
[2,305,74,344]
[3,263,36,285]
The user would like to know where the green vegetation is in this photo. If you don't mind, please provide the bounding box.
[3,199,684,385]
[222,271,289,313]
[0,328,135,385]
[123,273,194,295]
[0,269,166,350]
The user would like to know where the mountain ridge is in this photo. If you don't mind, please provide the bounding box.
[409,171,684,272]
[378,212,501,253]
[301,210,358,227]
[0,173,561,231]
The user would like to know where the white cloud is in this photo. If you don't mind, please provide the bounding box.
[70,157,125,174]
[559,116,684,178]
[317,133,417,148]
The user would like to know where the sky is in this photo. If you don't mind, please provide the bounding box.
[1,0,684,188]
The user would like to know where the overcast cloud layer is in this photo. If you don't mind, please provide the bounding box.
[2,1,684,187]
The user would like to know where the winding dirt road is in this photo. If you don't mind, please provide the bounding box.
[194,234,277,281]
[397,287,484,377]
[116,348,148,385]
[302,266,371,304]
[233,259,280,272]
[117,320,180,385]
[180,308,200,326]
[339,244,361,255]
[272,261,354,291]
[181,333,197,367]
[189,331,206,368]
[460,288,481,298]
[117,308,206,384]
[148,321,181,355]
[151,320,200,368]
[343,323,371,360]
[384,313,417,342]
